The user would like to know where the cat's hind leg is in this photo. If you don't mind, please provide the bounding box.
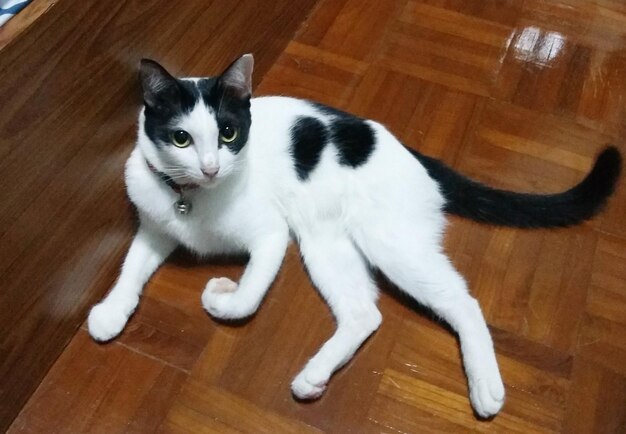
[291,232,382,400]
[362,229,505,418]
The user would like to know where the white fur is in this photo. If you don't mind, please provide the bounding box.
[88,95,504,418]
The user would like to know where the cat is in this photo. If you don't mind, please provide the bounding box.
[87,54,621,418]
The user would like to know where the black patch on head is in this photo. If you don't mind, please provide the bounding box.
[143,79,201,146]
[142,77,252,154]
[313,102,376,168]
[290,116,328,180]
[199,78,251,154]
[140,57,253,154]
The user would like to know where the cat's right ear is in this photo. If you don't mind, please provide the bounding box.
[219,54,254,99]
[139,59,180,111]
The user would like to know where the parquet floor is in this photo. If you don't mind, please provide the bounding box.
[9,0,626,432]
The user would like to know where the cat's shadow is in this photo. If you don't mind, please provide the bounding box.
[168,247,249,267]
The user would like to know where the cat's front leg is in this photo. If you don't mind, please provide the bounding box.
[88,222,176,341]
[202,230,289,320]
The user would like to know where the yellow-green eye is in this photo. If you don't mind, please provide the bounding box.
[172,130,191,148]
[219,125,238,143]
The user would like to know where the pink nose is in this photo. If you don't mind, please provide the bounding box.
[201,166,219,178]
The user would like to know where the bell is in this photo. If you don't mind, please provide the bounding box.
[175,198,192,215]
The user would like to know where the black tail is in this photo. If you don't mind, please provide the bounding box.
[408,146,622,228]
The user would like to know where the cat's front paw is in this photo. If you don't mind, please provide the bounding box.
[206,277,238,294]
[468,372,505,418]
[88,301,131,342]
[202,278,256,320]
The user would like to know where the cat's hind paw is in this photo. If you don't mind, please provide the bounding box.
[469,373,505,418]
[88,302,131,342]
[291,369,328,400]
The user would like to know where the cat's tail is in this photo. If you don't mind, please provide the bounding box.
[408,146,622,228]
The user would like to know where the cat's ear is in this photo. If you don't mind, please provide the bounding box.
[139,59,180,111]
[219,53,254,99]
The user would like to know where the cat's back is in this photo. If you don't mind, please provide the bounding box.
[246,96,444,233]
[248,96,438,192]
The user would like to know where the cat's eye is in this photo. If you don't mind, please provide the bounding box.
[219,125,238,143]
[171,130,191,148]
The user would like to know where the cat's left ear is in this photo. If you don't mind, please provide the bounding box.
[219,53,254,99]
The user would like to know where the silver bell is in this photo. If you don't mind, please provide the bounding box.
[175,199,192,215]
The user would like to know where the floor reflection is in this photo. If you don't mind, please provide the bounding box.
[513,26,566,68]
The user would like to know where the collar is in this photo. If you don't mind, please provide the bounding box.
[145,161,199,195]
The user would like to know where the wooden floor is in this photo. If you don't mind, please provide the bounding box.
[9,0,626,432]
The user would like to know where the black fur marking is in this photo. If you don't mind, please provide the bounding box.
[408,145,622,228]
[143,76,251,155]
[196,77,218,100]
[313,102,376,168]
[143,79,201,146]
[330,117,375,167]
[290,116,329,180]
[200,78,251,154]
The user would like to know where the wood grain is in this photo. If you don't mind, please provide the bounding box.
[7,0,626,432]
[0,0,56,51]
[0,0,317,430]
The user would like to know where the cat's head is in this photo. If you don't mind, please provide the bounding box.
[137,54,253,188]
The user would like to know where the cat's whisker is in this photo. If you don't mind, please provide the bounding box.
[159,167,189,172]
[153,170,190,176]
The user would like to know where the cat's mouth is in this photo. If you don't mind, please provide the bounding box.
[168,167,223,189]
[197,174,223,189]
[178,170,217,186]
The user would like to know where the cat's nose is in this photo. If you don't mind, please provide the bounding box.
[201,166,219,178]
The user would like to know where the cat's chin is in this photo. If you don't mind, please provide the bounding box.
[198,177,223,189]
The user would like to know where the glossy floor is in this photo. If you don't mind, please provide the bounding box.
[9,0,626,432]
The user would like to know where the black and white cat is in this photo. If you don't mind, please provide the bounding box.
[88,54,621,418]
